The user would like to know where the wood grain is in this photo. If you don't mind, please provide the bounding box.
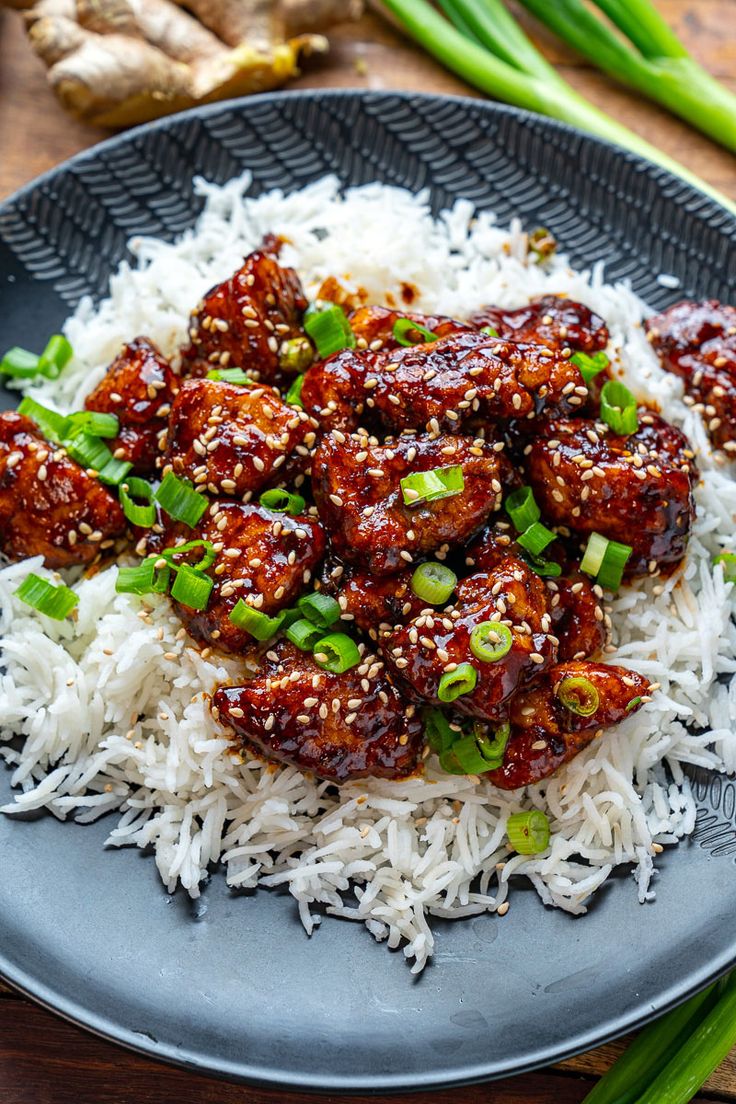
[0,2,735,1101]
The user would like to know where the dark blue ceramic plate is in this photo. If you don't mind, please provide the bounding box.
[1,91,735,1092]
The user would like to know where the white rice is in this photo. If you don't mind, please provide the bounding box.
[2,174,735,973]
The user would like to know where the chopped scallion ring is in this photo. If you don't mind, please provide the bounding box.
[155,471,207,528]
[507,810,550,855]
[600,379,638,435]
[469,621,513,663]
[439,722,511,775]
[278,336,314,373]
[438,662,477,703]
[0,347,40,379]
[160,539,217,573]
[304,303,355,359]
[286,373,305,408]
[517,520,556,557]
[480,326,499,337]
[626,696,642,712]
[119,478,156,528]
[400,464,464,506]
[312,631,361,673]
[297,592,341,629]
[116,558,170,596]
[259,488,306,515]
[205,367,253,385]
[17,397,68,443]
[392,318,440,346]
[571,350,610,385]
[229,600,284,640]
[411,562,457,605]
[38,335,73,380]
[63,431,115,474]
[519,550,562,578]
[170,563,214,611]
[97,455,133,486]
[423,708,458,754]
[556,675,600,717]
[286,617,324,651]
[580,532,632,591]
[714,552,736,582]
[15,573,78,620]
[66,410,120,438]
[505,486,540,531]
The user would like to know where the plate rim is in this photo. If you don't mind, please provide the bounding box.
[1,87,735,1092]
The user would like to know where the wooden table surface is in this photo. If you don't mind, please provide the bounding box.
[1,3,735,1102]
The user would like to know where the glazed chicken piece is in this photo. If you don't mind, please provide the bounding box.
[312,431,504,574]
[84,337,178,476]
[301,331,588,438]
[464,524,604,660]
[469,295,609,354]
[547,574,606,661]
[484,661,650,789]
[645,299,736,453]
[165,378,317,498]
[318,560,426,638]
[524,413,695,575]
[180,246,308,386]
[383,559,557,722]
[0,411,125,567]
[213,640,424,782]
[300,347,373,434]
[348,305,468,352]
[168,500,325,651]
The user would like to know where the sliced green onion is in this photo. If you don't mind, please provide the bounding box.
[170,563,213,610]
[97,455,133,486]
[439,721,511,775]
[470,621,513,663]
[259,488,306,515]
[411,562,457,604]
[286,617,324,651]
[65,410,119,438]
[278,607,303,631]
[38,335,73,380]
[15,573,78,620]
[278,336,314,373]
[481,325,499,337]
[400,464,464,506]
[155,471,207,528]
[285,373,305,408]
[313,632,361,673]
[17,397,68,443]
[438,662,477,702]
[556,675,600,717]
[517,520,556,557]
[297,592,341,629]
[160,539,217,573]
[392,317,440,346]
[0,347,40,378]
[571,350,610,385]
[626,696,643,712]
[714,552,736,582]
[229,600,284,640]
[205,367,253,385]
[115,558,170,596]
[304,303,355,359]
[507,810,550,855]
[580,532,632,591]
[63,431,114,473]
[519,550,563,578]
[119,478,156,528]
[528,226,557,261]
[600,379,638,435]
[423,708,457,754]
[505,485,540,531]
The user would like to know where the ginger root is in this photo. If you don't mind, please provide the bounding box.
[8,0,364,127]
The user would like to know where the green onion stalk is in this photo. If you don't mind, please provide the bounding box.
[379,0,736,215]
